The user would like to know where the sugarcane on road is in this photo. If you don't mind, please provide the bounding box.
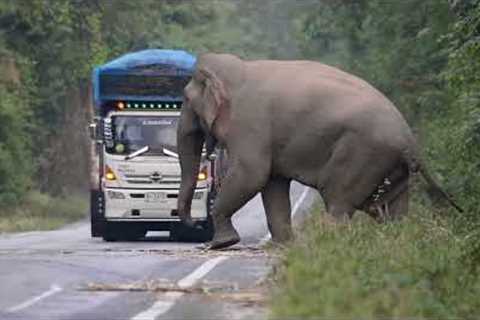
[0,183,317,320]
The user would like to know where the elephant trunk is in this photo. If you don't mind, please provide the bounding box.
[177,115,205,227]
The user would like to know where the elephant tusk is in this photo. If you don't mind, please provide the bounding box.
[375,204,386,222]
[384,202,390,218]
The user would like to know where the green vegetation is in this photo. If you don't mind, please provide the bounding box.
[0,85,32,205]
[0,191,87,233]
[271,207,480,318]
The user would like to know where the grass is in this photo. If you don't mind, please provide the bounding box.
[270,204,480,319]
[0,191,88,233]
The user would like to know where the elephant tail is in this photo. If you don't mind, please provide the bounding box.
[410,157,464,213]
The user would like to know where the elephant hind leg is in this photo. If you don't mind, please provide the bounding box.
[364,171,409,222]
[388,184,409,219]
[261,177,292,243]
[318,135,396,222]
[325,202,356,222]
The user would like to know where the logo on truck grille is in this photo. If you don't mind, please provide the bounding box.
[150,172,163,183]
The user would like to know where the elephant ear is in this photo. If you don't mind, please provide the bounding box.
[199,67,230,132]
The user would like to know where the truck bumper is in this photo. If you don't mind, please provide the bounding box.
[103,187,209,221]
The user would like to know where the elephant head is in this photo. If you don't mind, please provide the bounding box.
[176,53,244,227]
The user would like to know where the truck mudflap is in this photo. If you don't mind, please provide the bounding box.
[90,189,105,237]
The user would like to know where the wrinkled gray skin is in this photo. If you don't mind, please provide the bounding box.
[177,53,462,250]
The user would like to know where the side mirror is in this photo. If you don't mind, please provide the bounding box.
[207,152,217,161]
[201,151,217,162]
[88,122,97,140]
[88,117,103,144]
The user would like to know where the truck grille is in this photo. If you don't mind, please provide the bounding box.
[124,174,181,184]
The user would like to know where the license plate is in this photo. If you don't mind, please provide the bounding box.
[145,192,165,202]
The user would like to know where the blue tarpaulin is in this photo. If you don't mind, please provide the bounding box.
[97,49,196,73]
[93,49,196,106]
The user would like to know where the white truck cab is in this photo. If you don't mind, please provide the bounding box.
[103,110,210,220]
[89,50,215,241]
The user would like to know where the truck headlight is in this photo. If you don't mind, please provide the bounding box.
[105,165,117,181]
[107,191,125,199]
[197,167,208,181]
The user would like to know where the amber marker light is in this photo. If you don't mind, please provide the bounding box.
[117,101,125,110]
[105,165,117,181]
[197,167,208,181]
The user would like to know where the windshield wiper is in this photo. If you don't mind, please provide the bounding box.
[125,145,150,160]
[162,147,178,159]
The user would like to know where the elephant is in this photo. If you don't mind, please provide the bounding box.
[177,53,462,250]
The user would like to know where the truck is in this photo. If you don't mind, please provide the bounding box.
[88,49,215,242]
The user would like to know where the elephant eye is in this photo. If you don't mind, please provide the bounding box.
[193,73,204,85]
[198,79,207,90]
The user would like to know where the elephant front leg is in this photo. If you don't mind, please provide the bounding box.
[207,158,269,250]
[261,177,292,243]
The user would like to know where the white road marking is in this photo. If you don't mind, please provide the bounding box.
[7,284,63,313]
[131,292,183,320]
[131,256,228,320]
[177,256,228,288]
[261,186,310,243]
[291,187,310,218]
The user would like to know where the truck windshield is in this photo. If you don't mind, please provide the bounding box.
[107,115,178,155]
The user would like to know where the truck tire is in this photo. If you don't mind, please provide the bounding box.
[102,223,147,242]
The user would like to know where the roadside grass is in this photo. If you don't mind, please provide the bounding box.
[0,191,88,233]
[270,204,480,319]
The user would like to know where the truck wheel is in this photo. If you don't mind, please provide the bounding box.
[170,218,214,242]
[102,224,147,242]
[90,190,105,237]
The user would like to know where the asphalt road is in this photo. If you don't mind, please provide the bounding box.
[0,182,318,320]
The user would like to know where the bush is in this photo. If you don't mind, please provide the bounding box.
[0,85,33,205]
[271,206,480,318]
[0,191,87,233]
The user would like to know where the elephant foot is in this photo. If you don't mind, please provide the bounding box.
[270,227,293,244]
[205,222,240,250]
[205,234,240,250]
[261,239,288,251]
[270,235,292,246]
